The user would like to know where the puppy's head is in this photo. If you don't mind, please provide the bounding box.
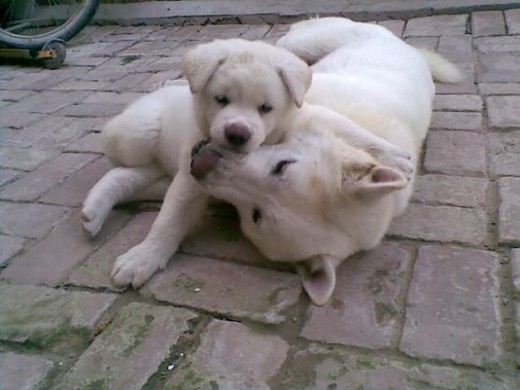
[182,39,312,152]
[190,131,408,305]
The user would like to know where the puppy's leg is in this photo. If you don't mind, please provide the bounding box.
[125,177,172,202]
[111,171,208,288]
[81,165,165,237]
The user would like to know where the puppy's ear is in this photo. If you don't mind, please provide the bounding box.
[182,42,226,94]
[343,162,408,195]
[277,54,312,108]
[296,255,340,305]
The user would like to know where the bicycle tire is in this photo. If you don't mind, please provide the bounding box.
[0,0,100,50]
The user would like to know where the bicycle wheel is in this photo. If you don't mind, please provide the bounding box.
[0,0,100,50]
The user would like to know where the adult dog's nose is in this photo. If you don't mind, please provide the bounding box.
[190,144,222,180]
[224,123,251,147]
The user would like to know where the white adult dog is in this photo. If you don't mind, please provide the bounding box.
[191,17,461,305]
[81,36,411,288]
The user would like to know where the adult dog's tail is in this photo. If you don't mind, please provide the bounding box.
[275,20,345,65]
[276,17,394,65]
[418,49,463,84]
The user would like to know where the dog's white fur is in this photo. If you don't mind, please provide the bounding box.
[81,35,412,289]
[183,39,312,152]
[194,17,461,304]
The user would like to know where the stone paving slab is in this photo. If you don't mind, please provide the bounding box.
[141,254,302,324]
[300,243,411,349]
[0,146,59,171]
[430,111,482,131]
[179,212,273,267]
[475,35,520,53]
[432,94,483,112]
[55,302,197,390]
[487,95,520,128]
[400,245,500,366]
[506,8,520,33]
[404,14,469,37]
[477,53,520,83]
[0,284,116,351]
[0,352,54,390]
[21,68,89,92]
[388,203,488,244]
[498,177,520,244]
[93,0,518,25]
[0,72,48,90]
[411,174,488,208]
[0,168,20,187]
[0,235,26,266]
[512,249,520,292]
[479,82,520,95]
[2,210,130,286]
[64,132,104,154]
[67,211,157,290]
[471,10,507,36]
[489,131,520,177]
[1,9,520,390]
[423,130,487,176]
[40,156,110,207]
[0,153,97,202]
[276,347,516,390]
[1,116,94,150]
[6,90,91,115]
[165,320,289,389]
[0,201,68,239]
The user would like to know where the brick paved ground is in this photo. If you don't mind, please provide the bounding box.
[1,10,520,390]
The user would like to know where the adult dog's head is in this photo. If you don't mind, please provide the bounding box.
[190,129,409,305]
[182,39,312,152]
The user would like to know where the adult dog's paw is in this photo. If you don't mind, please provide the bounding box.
[111,244,168,288]
[374,145,414,180]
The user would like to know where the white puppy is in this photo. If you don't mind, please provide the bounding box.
[191,17,461,305]
[81,36,412,288]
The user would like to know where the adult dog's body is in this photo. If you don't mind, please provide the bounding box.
[81,35,410,288]
[192,17,461,304]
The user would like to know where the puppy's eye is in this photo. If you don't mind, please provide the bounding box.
[215,95,230,106]
[271,159,296,175]
[252,207,262,224]
[258,103,272,114]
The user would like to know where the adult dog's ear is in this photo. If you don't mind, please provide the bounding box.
[296,255,340,305]
[182,42,226,94]
[342,161,408,195]
[277,53,312,108]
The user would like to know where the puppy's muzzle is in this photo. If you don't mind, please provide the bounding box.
[224,123,251,147]
[190,141,222,180]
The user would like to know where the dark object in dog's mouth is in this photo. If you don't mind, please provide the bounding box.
[190,139,222,180]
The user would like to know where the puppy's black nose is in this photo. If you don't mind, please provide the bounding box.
[224,123,251,146]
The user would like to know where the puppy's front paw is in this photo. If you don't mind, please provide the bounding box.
[80,207,104,238]
[111,244,168,288]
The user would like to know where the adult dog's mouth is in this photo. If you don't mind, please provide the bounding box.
[190,139,223,180]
